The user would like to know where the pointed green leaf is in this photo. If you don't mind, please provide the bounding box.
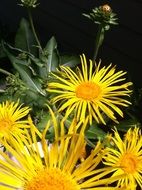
[15,18,37,56]
[13,62,46,96]
[43,36,59,73]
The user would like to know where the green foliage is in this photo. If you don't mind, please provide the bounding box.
[0,15,79,131]
[115,117,141,132]
[85,122,107,141]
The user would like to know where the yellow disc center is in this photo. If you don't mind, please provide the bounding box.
[0,119,12,130]
[76,82,101,101]
[120,153,138,173]
[25,168,80,190]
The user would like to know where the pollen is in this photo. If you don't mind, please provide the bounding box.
[25,168,80,190]
[76,82,101,101]
[120,153,138,174]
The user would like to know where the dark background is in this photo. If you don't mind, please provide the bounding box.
[0,0,142,88]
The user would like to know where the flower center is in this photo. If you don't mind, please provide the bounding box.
[120,153,138,173]
[76,82,101,101]
[25,168,80,190]
[0,119,12,130]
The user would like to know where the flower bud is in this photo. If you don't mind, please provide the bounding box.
[19,0,39,8]
[100,4,111,13]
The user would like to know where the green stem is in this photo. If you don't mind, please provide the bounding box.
[27,8,42,52]
[0,68,11,75]
[93,24,104,61]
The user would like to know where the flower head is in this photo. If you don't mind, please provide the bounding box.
[47,54,132,124]
[103,127,142,189]
[0,110,122,190]
[83,4,118,30]
[0,100,31,139]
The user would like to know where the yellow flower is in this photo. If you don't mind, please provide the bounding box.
[0,100,31,139]
[0,110,123,190]
[103,127,142,189]
[47,54,132,124]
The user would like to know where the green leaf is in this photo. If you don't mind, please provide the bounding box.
[85,124,106,140]
[40,37,59,77]
[0,89,5,93]
[60,54,80,68]
[36,113,51,131]
[4,48,46,96]
[23,91,47,108]
[4,47,31,73]
[13,62,46,96]
[15,18,37,56]
[114,118,141,132]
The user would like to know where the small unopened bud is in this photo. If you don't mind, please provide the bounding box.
[101,4,111,13]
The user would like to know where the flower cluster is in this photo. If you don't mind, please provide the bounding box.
[0,2,141,189]
[0,100,141,190]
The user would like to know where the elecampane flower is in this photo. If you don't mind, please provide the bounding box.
[0,100,31,139]
[47,54,132,124]
[0,111,123,190]
[103,127,142,189]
